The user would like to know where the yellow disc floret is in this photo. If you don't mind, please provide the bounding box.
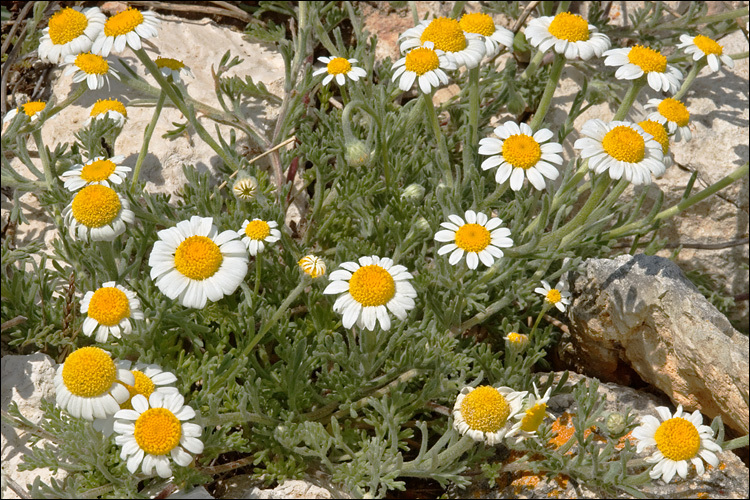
[62,347,116,397]
[546,289,562,304]
[244,220,271,241]
[88,287,130,326]
[121,370,157,410]
[601,126,645,163]
[421,17,467,53]
[657,98,690,127]
[404,47,440,75]
[174,236,223,280]
[348,265,396,307]
[454,224,491,252]
[502,134,542,169]
[326,57,352,75]
[693,35,723,56]
[506,332,528,345]
[22,101,46,117]
[71,185,122,228]
[74,53,109,75]
[103,7,144,37]
[638,120,669,155]
[654,417,701,462]
[460,386,510,433]
[459,13,495,36]
[91,99,127,118]
[627,45,667,73]
[155,57,185,71]
[520,402,548,432]
[134,408,182,455]
[48,8,89,45]
[547,12,590,42]
[81,159,117,182]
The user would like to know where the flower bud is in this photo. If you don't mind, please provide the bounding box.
[606,412,627,436]
[344,140,370,168]
[400,183,425,203]
[414,217,430,234]
[232,175,258,201]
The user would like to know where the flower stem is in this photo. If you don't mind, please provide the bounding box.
[528,54,566,131]
[31,129,56,189]
[130,89,165,192]
[529,303,552,339]
[613,77,647,121]
[673,61,704,101]
[254,256,262,296]
[423,92,453,189]
[467,66,481,172]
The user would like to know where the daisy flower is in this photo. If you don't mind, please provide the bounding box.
[323,255,416,331]
[434,210,513,269]
[603,45,683,94]
[232,175,258,201]
[61,155,130,191]
[632,405,722,483]
[149,216,249,309]
[38,6,106,64]
[114,393,203,479]
[299,254,326,278]
[392,41,456,94]
[92,7,160,57]
[525,12,610,60]
[677,34,734,73]
[2,101,46,124]
[534,280,571,312]
[638,119,673,167]
[511,384,554,439]
[645,98,691,142]
[63,184,135,242]
[54,346,134,421]
[478,122,563,191]
[237,219,281,256]
[80,281,143,343]
[155,57,194,84]
[62,52,119,90]
[312,56,367,86]
[573,119,666,185]
[399,17,486,69]
[504,332,529,349]
[458,12,514,58]
[452,385,528,445]
[85,98,128,127]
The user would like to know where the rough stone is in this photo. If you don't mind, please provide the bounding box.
[219,477,351,499]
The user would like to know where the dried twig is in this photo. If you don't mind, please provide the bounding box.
[127,1,253,23]
[512,1,541,33]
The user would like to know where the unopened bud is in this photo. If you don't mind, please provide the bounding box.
[344,140,370,168]
[401,183,425,203]
[606,412,627,436]
[414,217,430,234]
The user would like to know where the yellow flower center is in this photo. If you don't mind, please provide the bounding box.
[627,45,667,73]
[420,17,467,53]
[88,286,130,326]
[506,332,528,345]
[71,185,121,228]
[460,386,511,433]
[174,236,223,280]
[22,101,46,117]
[91,99,127,118]
[521,402,548,432]
[693,35,723,56]
[547,12,590,42]
[657,98,690,127]
[654,417,701,462]
[62,347,116,398]
[74,53,109,75]
[244,220,271,241]
[326,57,352,75]
[502,134,542,169]
[121,370,157,410]
[459,13,495,36]
[601,125,645,163]
[546,289,562,304]
[134,408,182,455]
[404,47,440,75]
[638,120,669,155]
[348,264,396,307]
[81,159,117,182]
[155,57,185,71]
[48,7,88,45]
[454,223,491,253]
[103,7,145,37]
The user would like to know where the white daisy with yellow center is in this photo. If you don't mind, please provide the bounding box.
[534,280,571,312]
[525,12,611,60]
[237,218,281,256]
[392,41,456,94]
[313,56,367,86]
[603,45,683,94]
[677,34,734,73]
[434,210,513,269]
[81,281,143,342]
[573,119,666,185]
[61,155,131,191]
[92,7,160,57]
[2,101,47,124]
[149,216,249,309]
[63,184,135,242]
[504,332,529,349]
[458,12,514,58]
[400,17,486,69]
[54,346,134,421]
[38,6,106,64]
[62,52,120,90]
[232,175,258,201]
[85,98,128,127]
[645,97,691,142]
[452,385,528,445]
[638,119,672,168]
[113,392,203,479]
[155,57,194,84]
[299,254,326,278]
[323,255,416,331]
[632,405,722,483]
[511,385,554,439]
[479,122,563,191]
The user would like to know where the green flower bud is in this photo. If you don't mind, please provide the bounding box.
[606,412,627,436]
[344,140,370,168]
[400,183,425,203]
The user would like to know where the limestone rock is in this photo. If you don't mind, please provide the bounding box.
[219,477,351,499]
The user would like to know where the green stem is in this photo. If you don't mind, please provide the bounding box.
[31,129,55,189]
[423,92,453,189]
[657,6,748,29]
[529,303,552,339]
[528,54,565,131]
[673,61,704,101]
[254,256,262,296]
[339,83,350,106]
[130,90,166,191]
[520,50,545,80]
[42,84,87,123]
[612,77,647,122]
[401,435,474,473]
[723,434,749,451]
[467,66,480,170]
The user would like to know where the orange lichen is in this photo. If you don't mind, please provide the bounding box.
[548,412,602,453]
[615,430,637,450]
